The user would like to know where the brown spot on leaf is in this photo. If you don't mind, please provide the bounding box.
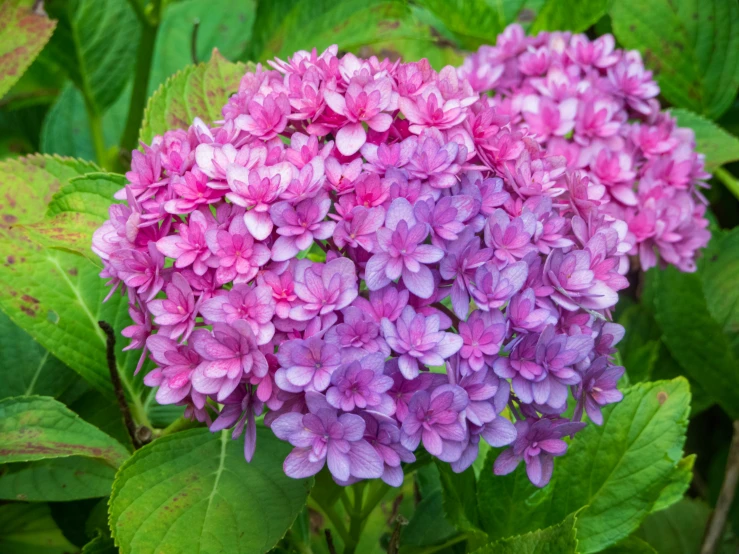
[657,390,668,405]
[19,305,36,317]
[68,267,78,276]
[6,255,14,264]
[3,214,17,224]
[21,294,39,304]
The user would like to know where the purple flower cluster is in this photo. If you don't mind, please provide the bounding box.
[93,42,698,490]
[460,25,711,272]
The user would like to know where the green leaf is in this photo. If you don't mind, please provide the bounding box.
[701,227,739,337]
[0,156,148,402]
[109,428,313,554]
[670,109,739,171]
[140,50,248,143]
[40,82,130,162]
[401,489,459,548]
[471,512,578,554]
[530,0,608,34]
[45,0,140,111]
[476,449,549,541]
[0,396,129,466]
[616,304,662,383]
[0,0,57,99]
[0,311,79,401]
[411,0,542,51]
[0,456,116,501]
[545,378,691,553]
[653,267,739,419]
[610,0,739,119]
[635,498,712,554]
[149,0,257,94]
[0,503,79,554]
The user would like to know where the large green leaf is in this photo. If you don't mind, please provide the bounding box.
[545,378,691,553]
[611,0,739,119]
[0,0,57,99]
[651,454,695,513]
[0,396,129,466]
[47,173,123,219]
[40,82,130,162]
[671,109,739,171]
[600,537,657,554]
[0,155,146,402]
[45,0,140,112]
[476,449,549,542]
[109,428,313,554]
[401,489,459,548]
[471,513,578,554]
[0,456,116,501]
[0,311,79,401]
[149,0,257,94]
[140,50,247,143]
[0,503,79,554]
[653,267,739,419]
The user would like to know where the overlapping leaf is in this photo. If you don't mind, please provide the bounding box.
[140,50,248,143]
[0,396,129,466]
[471,513,578,554]
[0,503,78,554]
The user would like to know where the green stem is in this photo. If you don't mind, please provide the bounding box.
[360,482,390,519]
[159,415,202,436]
[120,0,162,158]
[417,533,470,554]
[343,481,366,554]
[87,108,107,168]
[311,496,351,546]
[715,167,739,201]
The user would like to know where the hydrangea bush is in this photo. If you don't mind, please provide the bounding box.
[90,36,706,489]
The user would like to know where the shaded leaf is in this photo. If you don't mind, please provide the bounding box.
[0,310,79,401]
[0,0,57,99]
[600,536,657,554]
[401,489,458,548]
[700,227,739,337]
[0,503,79,554]
[530,0,608,34]
[651,454,695,513]
[635,498,712,554]
[611,0,739,119]
[45,0,139,111]
[653,267,739,419]
[0,396,129,466]
[476,448,549,541]
[109,428,312,554]
[149,0,256,94]
[0,456,116,501]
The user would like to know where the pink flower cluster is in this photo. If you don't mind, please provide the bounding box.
[460,25,711,271]
[93,41,692,489]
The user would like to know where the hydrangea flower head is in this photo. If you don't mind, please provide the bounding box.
[93,41,707,489]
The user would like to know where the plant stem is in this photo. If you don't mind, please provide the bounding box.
[98,321,149,449]
[360,482,390,519]
[344,481,366,554]
[120,0,162,157]
[87,108,107,168]
[311,496,351,546]
[715,167,739,201]
[701,420,739,554]
[159,415,203,437]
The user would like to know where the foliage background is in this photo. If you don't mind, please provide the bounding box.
[0,0,738,553]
